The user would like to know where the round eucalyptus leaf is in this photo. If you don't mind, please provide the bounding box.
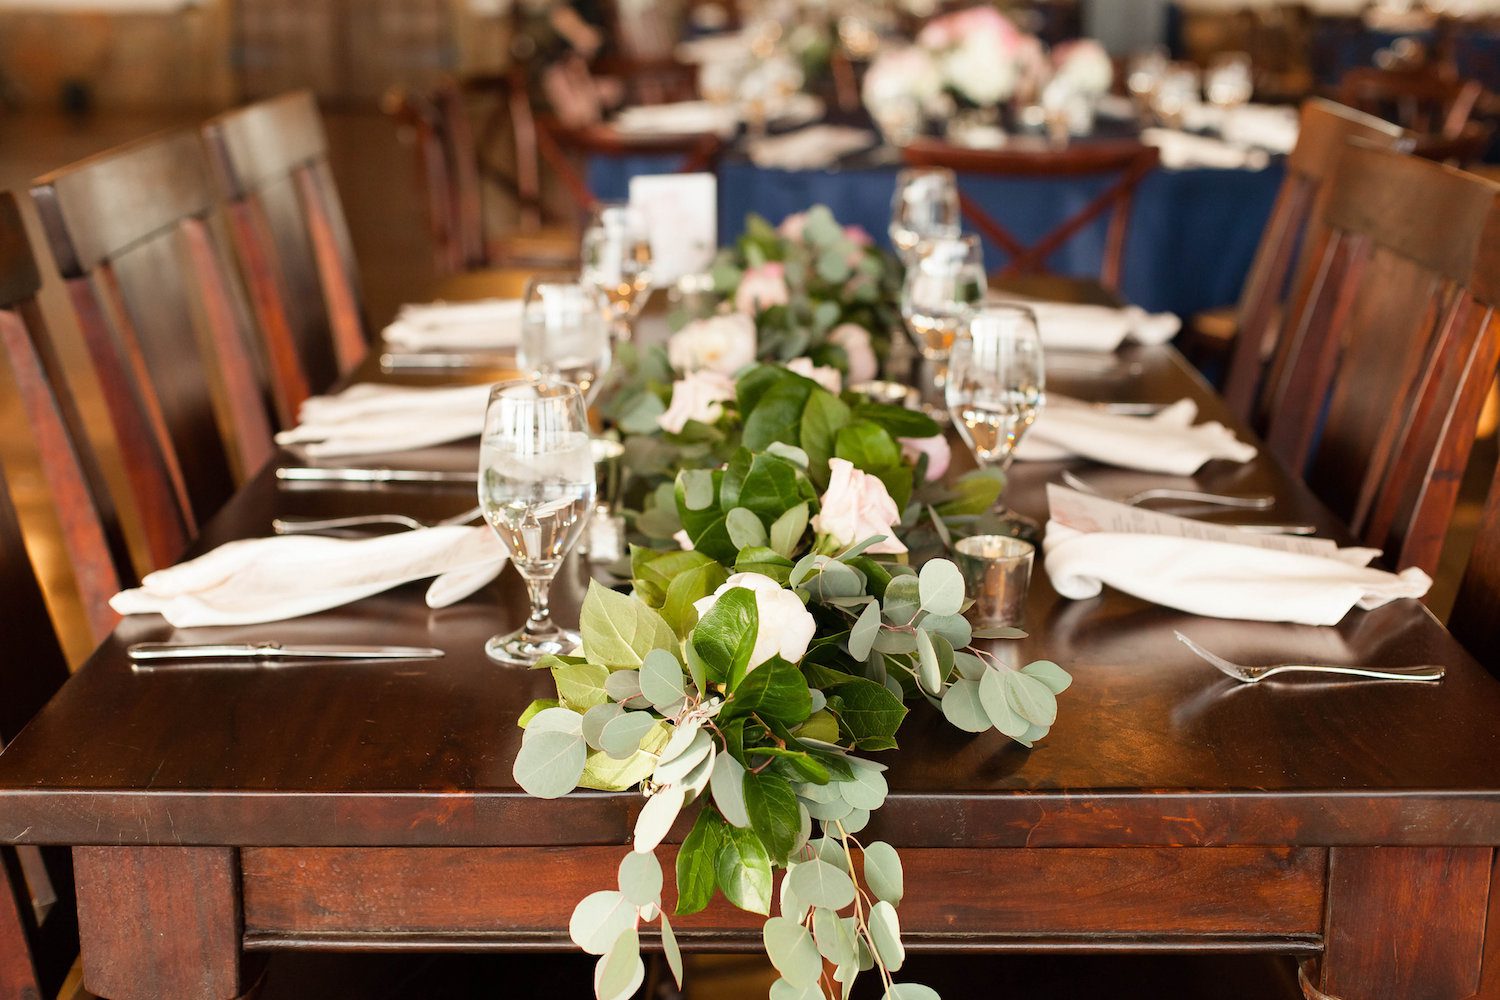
[512,730,587,799]
[939,679,991,734]
[770,978,824,1000]
[633,784,686,854]
[681,469,717,511]
[914,629,942,696]
[978,668,1029,739]
[809,688,827,713]
[917,559,965,617]
[813,905,857,967]
[802,795,854,822]
[840,767,888,811]
[952,651,987,682]
[581,703,624,750]
[617,849,663,907]
[1005,670,1058,727]
[652,729,712,785]
[603,669,643,705]
[660,914,684,988]
[727,507,769,550]
[861,841,904,906]
[779,867,807,922]
[640,648,686,709]
[794,780,842,805]
[523,706,584,738]
[868,900,905,972]
[568,889,636,955]
[710,753,752,828]
[680,747,716,799]
[793,801,812,854]
[599,710,659,760]
[885,984,941,1000]
[809,836,848,871]
[847,600,882,662]
[920,612,972,649]
[847,755,889,774]
[764,916,822,988]
[1021,658,1073,694]
[594,927,644,1000]
[788,858,856,910]
[880,575,921,623]
[658,717,703,762]
[841,807,870,833]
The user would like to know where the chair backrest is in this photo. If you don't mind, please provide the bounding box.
[0,193,126,642]
[900,138,1161,292]
[1222,99,1406,421]
[386,80,486,275]
[1337,65,1484,137]
[1261,143,1499,573]
[31,130,276,570]
[203,91,367,421]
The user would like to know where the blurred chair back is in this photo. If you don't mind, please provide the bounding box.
[1337,65,1484,137]
[901,138,1161,301]
[1410,120,1497,167]
[203,91,366,420]
[1223,99,1405,421]
[31,130,276,569]
[1261,143,1499,574]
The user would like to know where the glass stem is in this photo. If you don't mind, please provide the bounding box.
[523,576,556,637]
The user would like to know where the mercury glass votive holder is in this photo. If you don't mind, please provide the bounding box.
[954,534,1036,628]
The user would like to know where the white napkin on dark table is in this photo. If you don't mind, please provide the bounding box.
[1142,128,1271,171]
[1016,398,1255,475]
[997,300,1181,352]
[612,101,739,138]
[746,126,876,170]
[275,383,490,458]
[110,526,506,628]
[382,298,523,352]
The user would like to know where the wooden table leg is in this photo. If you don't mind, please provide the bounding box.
[1301,846,1493,1000]
[73,846,258,1000]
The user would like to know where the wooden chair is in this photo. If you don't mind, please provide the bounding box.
[31,129,276,570]
[900,138,1161,306]
[1261,143,1500,574]
[1219,99,1406,421]
[1410,119,1497,167]
[534,114,725,219]
[203,91,367,422]
[1337,65,1485,138]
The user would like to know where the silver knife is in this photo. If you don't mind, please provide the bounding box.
[129,642,445,667]
[380,351,514,371]
[277,467,479,485]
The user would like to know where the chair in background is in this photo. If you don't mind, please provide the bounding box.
[900,138,1161,306]
[1261,143,1500,575]
[203,90,367,422]
[31,129,276,569]
[1337,65,1485,138]
[1216,99,1405,422]
[1410,119,1498,167]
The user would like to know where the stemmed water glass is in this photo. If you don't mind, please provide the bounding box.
[519,276,613,404]
[947,303,1046,474]
[478,378,597,666]
[889,168,961,266]
[580,204,655,331]
[901,233,986,415]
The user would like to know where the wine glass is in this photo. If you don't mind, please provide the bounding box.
[1205,52,1254,112]
[580,204,655,327]
[889,168,961,266]
[518,276,613,403]
[900,233,986,414]
[946,305,1046,472]
[478,378,597,666]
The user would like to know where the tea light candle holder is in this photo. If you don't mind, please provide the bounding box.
[954,534,1035,628]
[851,380,918,410]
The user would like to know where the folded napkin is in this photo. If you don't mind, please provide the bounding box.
[1015,398,1256,474]
[111,525,506,628]
[746,125,876,170]
[1181,104,1300,154]
[994,300,1181,352]
[1044,521,1431,626]
[276,383,490,457]
[382,298,523,351]
[613,101,739,138]
[1142,128,1271,171]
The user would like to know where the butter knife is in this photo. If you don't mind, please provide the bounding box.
[380,351,514,371]
[277,467,479,485]
[129,642,444,667]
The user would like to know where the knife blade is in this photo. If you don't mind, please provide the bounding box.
[128,642,445,667]
[276,467,479,485]
[380,351,514,371]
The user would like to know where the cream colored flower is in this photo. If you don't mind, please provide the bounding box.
[657,370,737,434]
[828,323,878,384]
[667,313,757,375]
[787,357,843,395]
[813,458,907,554]
[692,572,817,669]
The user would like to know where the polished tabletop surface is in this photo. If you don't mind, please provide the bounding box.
[2,337,1499,851]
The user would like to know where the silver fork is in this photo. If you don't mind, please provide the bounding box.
[1061,469,1276,510]
[1174,631,1446,684]
[273,505,482,535]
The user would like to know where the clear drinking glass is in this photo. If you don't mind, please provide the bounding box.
[889,167,961,266]
[901,234,986,417]
[946,304,1046,472]
[518,276,613,404]
[478,378,597,666]
[580,204,655,326]
[1205,52,1254,111]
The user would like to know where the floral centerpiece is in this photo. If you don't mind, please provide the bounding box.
[513,376,1072,998]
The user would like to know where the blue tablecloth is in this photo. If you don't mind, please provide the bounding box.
[589,154,1283,318]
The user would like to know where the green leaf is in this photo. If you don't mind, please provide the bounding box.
[744,771,801,864]
[882,576,921,623]
[763,917,822,988]
[1021,659,1073,694]
[795,709,841,746]
[735,546,795,586]
[569,889,637,954]
[680,469,717,510]
[660,914,683,988]
[799,390,852,487]
[886,986,941,1000]
[523,706,584,738]
[787,858,855,910]
[727,506,770,550]
[553,661,610,711]
[596,926,643,1000]
[717,824,774,914]
[617,850,663,907]
[691,586,759,690]
[834,419,902,474]
[953,651,987,682]
[743,379,814,452]
[972,624,1028,640]
[940,679,991,734]
[710,752,752,828]
[847,600,881,662]
[935,468,1005,518]
[840,766,888,811]
[579,581,678,671]
[1006,670,1058,727]
[518,698,559,728]
[918,559,965,617]
[661,561,729,639]
[813,905,858,966]
[920,613,972,649]
[833,677,908,749]
[852,401,940,439]
[862,841,904,906]
[751,746,831,784]
[723,657,813,725]
[512,729,586,799]
[914,628,943,695]
[676,468,733,562]
[640,649,686,710]
[978,668,1028,739]
[600,710,659,759]
[770,503,810,558]
[722,449,817,527]
[868,901,905,972]
[675,808,725,915]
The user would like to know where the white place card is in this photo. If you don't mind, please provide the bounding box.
[630,173,717,283]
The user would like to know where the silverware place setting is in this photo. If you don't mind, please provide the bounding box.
[128,642,445,669]
[276,466,480,486]
[272,505,483,536]
[1175,631,1445,684]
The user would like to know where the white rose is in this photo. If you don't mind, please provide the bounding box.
[667,313,758,375]
[945,35,1017,106]
[657,369,737,434]
[692,572,817,669]
[673,529,695,551]
[786,357,843,395]
[828,323,879,384]
[812,458,908,554]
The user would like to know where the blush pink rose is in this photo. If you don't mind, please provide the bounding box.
[657,369,737,434]
[667,313,757,375]
[900,434,951,481]
[778,212,808,240]
[735,262,791,315]
[787,357,843,395]
[842,225,874,247]
[813,458,907,554]
[828,323,879,384]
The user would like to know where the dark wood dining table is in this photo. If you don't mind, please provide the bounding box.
[1,293,1499,1000]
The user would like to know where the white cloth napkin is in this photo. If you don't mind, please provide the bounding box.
[110,526,506,628]
[1015,398,1256,474]
[996,300,1181,352]
[613,101,739,138]
[382,298,523,351]
[1044,521,1431,626]
[276,383,490,457]
[1142,128,1271,171]
[1181,103,1300,154]
[746,125,876,170]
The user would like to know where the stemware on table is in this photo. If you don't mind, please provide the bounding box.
[580,203,655,332]
[518,275,613,404]
[900,232,986,416]
[478,378,597,666]
[888,167,961,266]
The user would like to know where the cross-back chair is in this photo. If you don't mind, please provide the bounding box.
[1261,143,1500,574]
[203,91,367,422]
[31,130,276,570]
[900,138,1161,305]
[1220,99,1406,421]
